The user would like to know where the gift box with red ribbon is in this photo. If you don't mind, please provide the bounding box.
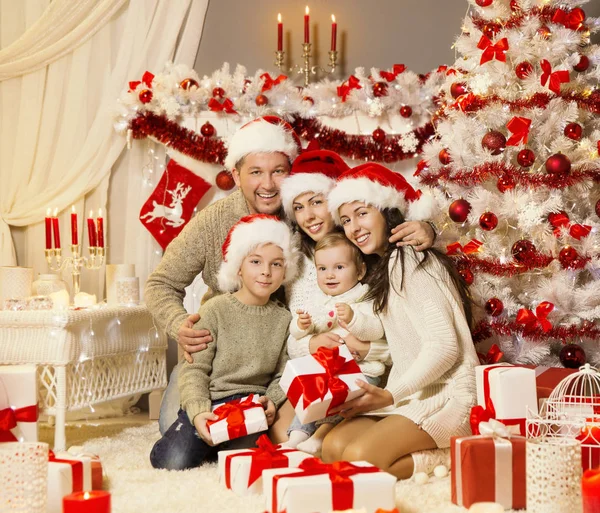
[0,364,39,442]
[207,394,268,445]
[263,458,397,513]
[218,434,312,496]
[451,433,526,510]
[521,365,578,400]
[280,345,366,424]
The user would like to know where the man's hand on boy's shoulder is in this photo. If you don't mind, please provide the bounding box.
[258,396,276,426]
[193,411,218,446]
[178,313,213,363]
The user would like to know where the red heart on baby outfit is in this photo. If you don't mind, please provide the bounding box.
[327,322,333,328]
[329,311,335,317]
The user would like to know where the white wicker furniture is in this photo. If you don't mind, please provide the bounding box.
[0,305,167,450]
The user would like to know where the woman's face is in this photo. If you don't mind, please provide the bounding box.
[338,201,388,256]
[292,191,336,242]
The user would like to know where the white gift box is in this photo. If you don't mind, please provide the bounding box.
[263,460,397,513]
[47,452,94,513]
[0,364,38,442]
[208,394,268,445]
[280,345,366,424]
[218,444,312,496]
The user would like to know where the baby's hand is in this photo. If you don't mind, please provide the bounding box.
[296,310,312,331]
[335,303,354,325]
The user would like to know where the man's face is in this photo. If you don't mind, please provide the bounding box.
[232,152,291,215]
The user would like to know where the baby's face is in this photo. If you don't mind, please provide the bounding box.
[315,245,364,297]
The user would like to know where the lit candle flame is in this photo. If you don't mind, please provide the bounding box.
[278,13,281,23]
[89,210,94,218]
[332,14,335,23]
[98,208,103,217]
[305,6,309,15]
[53,208,58,216]
[84,491,90,500]
[46,208,51,216]
[71,205,76,213]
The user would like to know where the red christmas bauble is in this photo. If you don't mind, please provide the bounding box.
[515,61,533,80]
[372,128,386,143]
[450,82,468,99]
[574,55,590,72]
[545,153,571,176]
[180,78,199,90]
[596,198,600,218]
[510,0,520,11]
[537,26,551,40]
[200,121,215,137]
[212,87,226,99]
[303,96,315,105]
[559,344,586,369]
[497,174,516,193]
[449,199,472,223]
[564,123,582,141]
[216,170,235,191]
[479,211,498,231]
[483,22,501,39]
[485,297,504,317]
[482,131,507,155]
[475,0,493,6]
[255,94,269,106]
[517,148,536,167]
[511,239,536,263]
[439,148,452,165]
[559,245,580,269]
[400,105,413,118]
[459,268,474,285]
[548,210,569,228]
[139,89,153,104]
[373,82,388,98]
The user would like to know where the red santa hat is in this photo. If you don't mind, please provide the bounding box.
[327,163,436,224]
[280,148,350,220]
[217,214,299,293]
[224,116,302,170]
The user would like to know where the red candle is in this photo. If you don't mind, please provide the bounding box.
[87,210,98,247]
[97,208,104,248]
[63,490,111,513]
[45,208,52,250]
[331,14,337,51]
[277,13,283,51]
[70,205,78,246]
[583,468,600,513]
[304,6,310,44]
[52,208,61,249]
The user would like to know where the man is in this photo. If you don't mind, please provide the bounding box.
[146,116,435,436]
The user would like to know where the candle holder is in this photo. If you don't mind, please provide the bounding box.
[45,245,105,297]
[276,44,339,87]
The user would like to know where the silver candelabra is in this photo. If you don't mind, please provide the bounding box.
[275,44,338,87]
[45,245,105,297]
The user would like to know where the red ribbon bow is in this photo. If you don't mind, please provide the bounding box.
[506,116,532,146]
[260,73,287,92]
[337,75,362,102]
[208,97,238,114]
[516,301,554,335]
[437,65,448,73]
[379,64,406,82]
[207,395,263,441]
[49,450,84,491]
[540,60,570,95]
[446,239,483,256]
[477,36,509,65]
[128,71,154,92]
[552,8,586,31]
[272,458,381,512]
[0,404,39,442]
[477,344,504,365]
[287,346,361,417]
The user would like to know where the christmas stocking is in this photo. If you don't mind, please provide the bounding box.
[139,159,211,250]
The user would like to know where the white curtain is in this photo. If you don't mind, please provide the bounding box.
[1,0,210,299]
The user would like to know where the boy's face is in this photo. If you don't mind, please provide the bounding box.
[315,244,365,297]
[237,243,286,303]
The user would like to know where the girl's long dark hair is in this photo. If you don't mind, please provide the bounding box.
[362,208,473,328]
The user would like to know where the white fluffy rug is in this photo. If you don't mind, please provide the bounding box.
[73,423,519,513]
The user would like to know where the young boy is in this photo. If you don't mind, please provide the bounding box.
[283,232,389,456]
[150,214,299,470]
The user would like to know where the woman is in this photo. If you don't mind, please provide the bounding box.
[321,162,479,479]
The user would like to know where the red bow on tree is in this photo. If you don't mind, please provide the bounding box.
[380,64,406,82]
[0,404,39,442]
[337,75,362,102]
[552,7,586,31]
[477,344,504,365]
[540,60,570,95]
[260,73,287,92]
[446,68,458,76]
[477,36,509,65]
[452,93,477,113]
[208,98,237,114]
[437,65,448,73]
[516,301,554,335]
[128,71,154,92]
[446,239,483,255]
[506,116,532,146]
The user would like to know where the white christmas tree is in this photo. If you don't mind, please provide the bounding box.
[418,0,600,367]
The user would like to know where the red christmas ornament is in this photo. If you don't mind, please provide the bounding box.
[459,268,474,285]
[212,87,226,99]
[510,0,520,11]
[475,0,493,6]
[482,22,501,39]
[485,297,504,317]
[439,148,452,165]
[400,105,413,118]
[372,82,388,98]
[450,82,468,99]
[537,25,551,39]
[596,198,600,218]
[559,344,586,369]
[139,89,153,104]
[564,123,582,141]
[548,210,569,228]
[574,55,590,72]
[216,170,235,191]
[517,148,536,167]
[255,94,269,106]
[511,239,536,263]
[303,96,315,105]
[515,61,533,80]
[372,128,386,143]
[559,245,581,269]
[497,174,516,193]
[545,153,571,176]
[200,122,215,137]
[482,131,507,155]
[180,78,199,90]
[479,211,498,231]
[449,199,472,223]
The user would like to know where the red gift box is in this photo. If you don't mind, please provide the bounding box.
[522,365,578,399]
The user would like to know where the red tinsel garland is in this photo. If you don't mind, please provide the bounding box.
[453,254,556,277]
[420,161,600,189]
[470,6,587,33]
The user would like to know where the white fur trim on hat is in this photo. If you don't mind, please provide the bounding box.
[280,173,336,220]
[224,119,300,170]
[217,218,300,293]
